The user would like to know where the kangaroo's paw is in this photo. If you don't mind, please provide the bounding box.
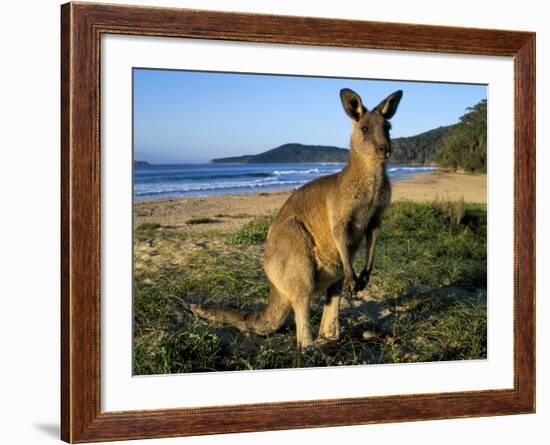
[297,338,315,351]
[315,335,338,347]
[318,322,340,342]
[317,331,340,342]
[344,275,357,296]
[355,270,370,292]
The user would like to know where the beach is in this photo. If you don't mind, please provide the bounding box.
[134,171,487,233]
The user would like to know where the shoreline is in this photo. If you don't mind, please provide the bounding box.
[134,171,486,233]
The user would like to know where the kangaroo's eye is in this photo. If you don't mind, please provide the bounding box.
[361,126,369,134]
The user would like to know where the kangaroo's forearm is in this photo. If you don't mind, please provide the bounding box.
[356,218,381,292]
[364,226,380,274]
[332,224,354,278]
[364,216,382,273]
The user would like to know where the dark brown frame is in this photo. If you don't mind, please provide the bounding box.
[61,2,536,442]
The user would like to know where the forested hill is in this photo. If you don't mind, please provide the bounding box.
[389,126,452,165]
[209,143,349,164]
[391,99,487,171]
[209,126,452,165]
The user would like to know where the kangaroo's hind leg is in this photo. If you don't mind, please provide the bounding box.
[289,292,314,349]
[318,280,342,341]
[264,217,316,349]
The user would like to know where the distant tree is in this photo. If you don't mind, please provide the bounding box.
[435,100,487,173]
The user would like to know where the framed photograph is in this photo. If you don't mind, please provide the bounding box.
[61,2,535,442]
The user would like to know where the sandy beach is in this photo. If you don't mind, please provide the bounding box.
[134,171,486,233]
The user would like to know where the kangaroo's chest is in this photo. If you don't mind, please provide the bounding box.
[348,174,390,235]
[348,207,377,246]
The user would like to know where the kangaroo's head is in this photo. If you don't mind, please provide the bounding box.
[340,88,403,161]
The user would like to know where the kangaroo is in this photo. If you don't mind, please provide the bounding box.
[186,88,403,348]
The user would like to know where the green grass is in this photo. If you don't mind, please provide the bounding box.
[226,213,275,246]
[133,200,487,375]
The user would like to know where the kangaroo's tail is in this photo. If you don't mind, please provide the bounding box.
[183,287,290,335]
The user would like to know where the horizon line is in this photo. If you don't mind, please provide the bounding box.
[135,123,455,164]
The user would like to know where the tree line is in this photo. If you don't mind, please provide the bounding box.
[435,99,487,173]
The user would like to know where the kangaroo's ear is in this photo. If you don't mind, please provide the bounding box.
[340,88,365,121]
[374,90,403,119]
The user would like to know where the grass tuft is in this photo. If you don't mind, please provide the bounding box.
[433,194,466,226]
[186,217,219,225]
[137,222,162,231]
[226,214,275,246]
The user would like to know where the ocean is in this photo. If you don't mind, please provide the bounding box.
[133,163,436,201]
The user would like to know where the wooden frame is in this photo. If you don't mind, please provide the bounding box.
[61,2,536,442]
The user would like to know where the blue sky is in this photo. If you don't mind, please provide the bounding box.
[133,69,487,164]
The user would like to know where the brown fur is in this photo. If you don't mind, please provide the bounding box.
[186,88,403,348]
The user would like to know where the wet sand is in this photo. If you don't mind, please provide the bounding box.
[134,171,486,233]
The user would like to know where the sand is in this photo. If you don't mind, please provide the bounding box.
[391,171,486,203]
[134,171,486,233]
